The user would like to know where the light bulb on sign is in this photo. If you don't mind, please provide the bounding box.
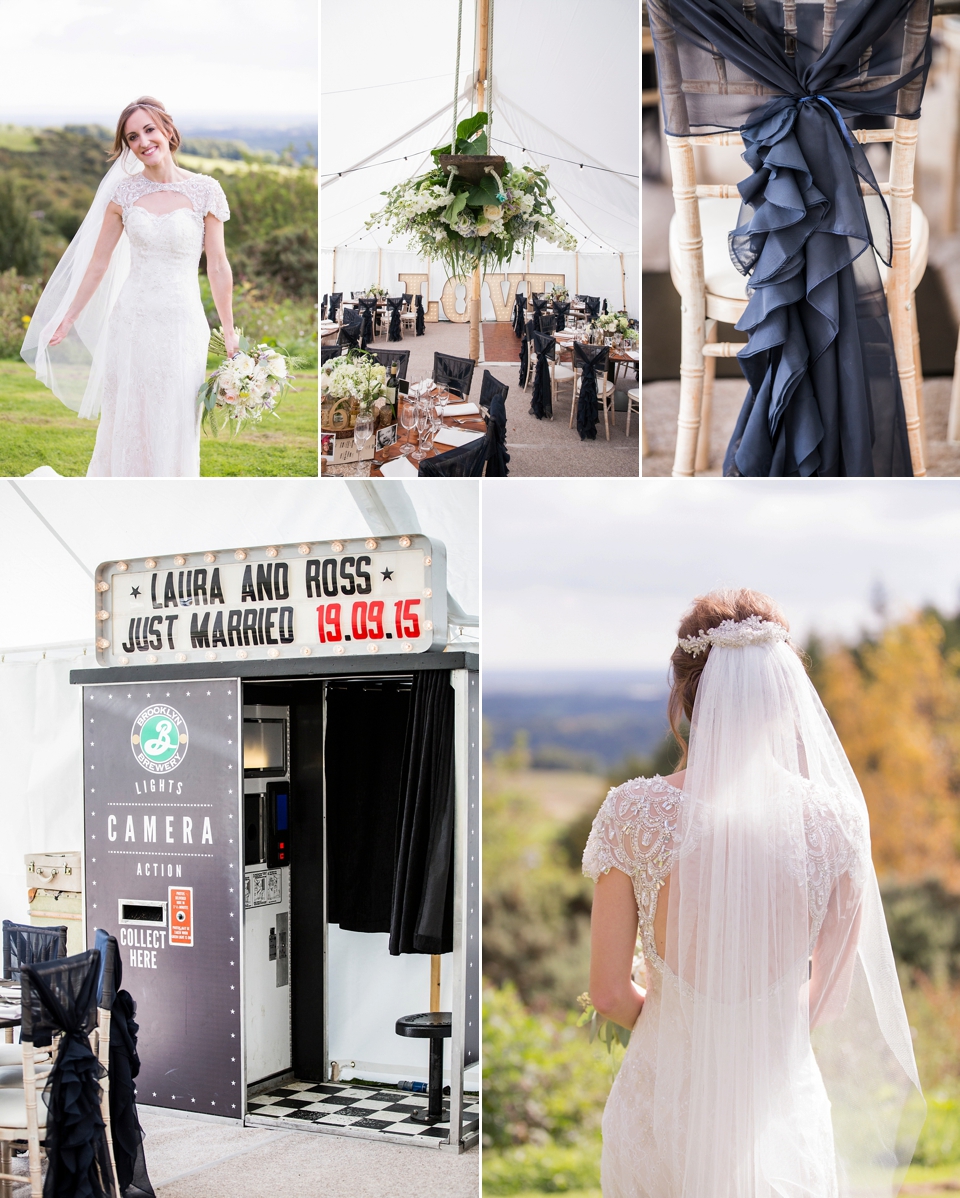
[116,562,128,572]
[399,536,411,548]
[96,581,109,593]
[119,656,129,665]
[298,544,311,555]
[205,651,217,661]
[234,549,247,561]
[176,653,187,663]
[423,589,432,597]
[96,610,109,622]
[266,546,279,558]
[365,538,378,550]
[336,646,345,655]
[423,557,432,565]
[424,621,433,631]
[267,648,280,658]
[300,647,312,656]
[147,655,158,664]
[236,649,248,660]
[402,642,413,652]
[96,638,109,651]
[331,541,344,553]
[204,552,216,564]
[368,644,379,653]
[145,558,157,569]
[174,555,186,567]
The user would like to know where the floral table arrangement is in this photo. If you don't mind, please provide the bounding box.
[549,286,570,302]
[593,312,638,343]
[198,327,300,435]
[363,286,389,300]
[367,112,578,275]
[320,348,392,433]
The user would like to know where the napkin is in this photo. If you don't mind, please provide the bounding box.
[437,402,479,417]
[379,455,419,478]
[433,428,484,449]
[627,350,640,361]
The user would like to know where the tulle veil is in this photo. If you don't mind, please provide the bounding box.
[21,149,143,419]
[651,633,924,1196]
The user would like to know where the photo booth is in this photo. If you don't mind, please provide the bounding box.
[69,533,479,1151]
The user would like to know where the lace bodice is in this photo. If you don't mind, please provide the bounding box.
[582,774,869,972]
[111,174,229,245]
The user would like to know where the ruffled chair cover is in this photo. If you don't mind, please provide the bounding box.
[2,920,67,980]
[584,296,601,320]
[386,297,404,342]
[371,348,410,379]
[530,332,555,420]
[601,299,608,315]
[433,352,475,398]
[648,0,933,476]
[519,318,533,388]
[21,950,112,1198]
[480,371,510,476]
[328,293,343,323]
[553,301,571,332]
[321,345,341,365]
[540,312,558,336]
[531,295,549,332]
[512,294,527,337]
[402,293,413,311]
[357,298,377,349]
[574,342,608,441]
[337,310,363,350]
[415,295,425,336]
[320,294,327,320]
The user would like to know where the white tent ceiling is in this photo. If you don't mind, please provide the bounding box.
[320,0,639,258]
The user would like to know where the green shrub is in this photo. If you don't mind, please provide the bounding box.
[483,984,611,1151]
[0,180,41,275]
[238,225,317,299]
[199,277,317,368]
[911,1096,960,1167]
[483,1143,602,1195]
[0,270,42,358]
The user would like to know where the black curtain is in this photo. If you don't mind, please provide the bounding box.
[389,671,456,956]
[415,295,425,335]
[324,682,410,932]
[21,951,112,1198]
[648,0,931,476]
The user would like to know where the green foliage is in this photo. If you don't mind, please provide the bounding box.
[483,782,594,1008]
[0,270,42,358]
[0,179,41,275]
[883,882,960,983]
[483,985,609,1151]
[199,277,317,368]
[482,1144,602,1195]
[238,224,318,299]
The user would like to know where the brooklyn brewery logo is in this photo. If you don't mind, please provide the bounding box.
[131,705,188,774]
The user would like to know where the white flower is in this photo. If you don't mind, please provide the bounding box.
[476,221,492,236]
[483,204,501,219]
[232,352,255,377]
[266,352,287,379]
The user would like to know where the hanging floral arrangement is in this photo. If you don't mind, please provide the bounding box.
[367,113,578,276]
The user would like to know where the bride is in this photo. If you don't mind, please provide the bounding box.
[584,590,924,1198]
[21,96,236,477]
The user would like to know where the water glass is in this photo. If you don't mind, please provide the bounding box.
[354,413,375,476]
[399,398,417,456]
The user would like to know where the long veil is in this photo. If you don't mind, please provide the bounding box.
[653,633,924,1196]
[21,149,143,419]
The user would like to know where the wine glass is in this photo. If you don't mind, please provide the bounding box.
[354,412,375,476]
[413,398,433,462]
[399,397,417,457]
[436,386,450,420]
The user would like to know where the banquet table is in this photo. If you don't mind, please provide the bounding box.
[0,980,21,1038]
[320,391,487,477]
[320,320,339,342]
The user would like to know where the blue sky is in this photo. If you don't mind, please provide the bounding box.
[482,479,960,671]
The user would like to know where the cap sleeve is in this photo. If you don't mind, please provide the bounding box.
[582,783,643,881]
[582,776,684,884]
[205,179,230,223]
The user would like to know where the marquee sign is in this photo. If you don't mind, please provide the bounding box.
[94,534,447,667]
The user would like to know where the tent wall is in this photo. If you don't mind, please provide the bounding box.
[0,653,87,928]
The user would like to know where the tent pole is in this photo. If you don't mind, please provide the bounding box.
[430,955,441,1012]
[620,252,626,312]
[576,251,579,295]
[332,246,337,292]
[469,0,490,362]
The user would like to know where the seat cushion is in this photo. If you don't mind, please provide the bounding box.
[669,195,928,308]
[0,1046,21,1067]
[553,365,575,380]
[0,1086,48,1129]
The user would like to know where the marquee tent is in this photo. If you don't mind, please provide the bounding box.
[0,478,479,1085]
[320,0,640,320]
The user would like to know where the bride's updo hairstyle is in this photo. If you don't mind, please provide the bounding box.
[668,588,799,765]
[110,97,182,161]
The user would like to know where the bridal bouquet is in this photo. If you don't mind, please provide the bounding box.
[199,328,300,435]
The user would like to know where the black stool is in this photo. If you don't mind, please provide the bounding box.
[395,1011,452,1124]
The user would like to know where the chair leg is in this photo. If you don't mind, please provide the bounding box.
[695,320,717,473]
[602,381,611,441]
[642,409,649,459]
[948,323,960,444]
[910,296,925,448]
[0,1140,11,1198]
[569,368,578,429]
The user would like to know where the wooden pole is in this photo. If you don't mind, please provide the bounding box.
[430,955,441,1012]
[469,0,490,365]
[620,252,626,312]
[377,248,382,287]
[575,251,579,295]
[332,246,337,292]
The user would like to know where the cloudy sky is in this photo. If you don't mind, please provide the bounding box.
[0,0,316,123]
[483,479,960,672]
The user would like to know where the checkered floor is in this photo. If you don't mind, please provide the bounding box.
[245,1080,480,1145]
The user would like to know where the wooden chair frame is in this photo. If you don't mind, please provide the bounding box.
[650,0,931,477]
[0,1039,51,1198]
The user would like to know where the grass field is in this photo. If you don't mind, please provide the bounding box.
[0,359,317,476]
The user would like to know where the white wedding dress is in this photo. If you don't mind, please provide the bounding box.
[85,175,229,477]
[583,773,872,1198]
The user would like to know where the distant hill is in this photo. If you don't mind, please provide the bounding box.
[484,671,671,772]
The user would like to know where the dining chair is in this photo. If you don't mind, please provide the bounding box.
[553,302,571,332]
[530,295,549,332]
[484,386,510,476]
[627,387,641,438]
[583,297,601,321]
[370,348,410,379]
[570,342,614,440]
[433,352,476,398]
[328,293,343,323]
[357,298,378,348]
[386,297,405,342]
[400,293,417,333]
[650,0,931,476]
[337,311,363,350]
[414,294,426,336]
[93,931,121,1198]
[417,437,488,476]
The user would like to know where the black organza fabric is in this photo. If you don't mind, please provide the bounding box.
[337,310,363,349]
[357,298,377,349]
[433,352,475,398]
[328,293,342,322]
[480,373,510,476]
[321,294,327,320]
[553,302,571,331]
[519,320,531,387]
[21,951,112,1198]
[648,0,932,476]
[574,342,608,441]
[2,921,67,980]
[321,345,341,365]
[387,298,403,342]
[415,295,425,335]
[371,348,410,379]
[541,313,558,336]
[512,293,527,337]
[389,671,456,955]
[402,293,413,311]
[584,296,601,320]
[531,295,549,331]
[418,437,488,476]
[530,332,554,420]
[94,931,154,1198]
